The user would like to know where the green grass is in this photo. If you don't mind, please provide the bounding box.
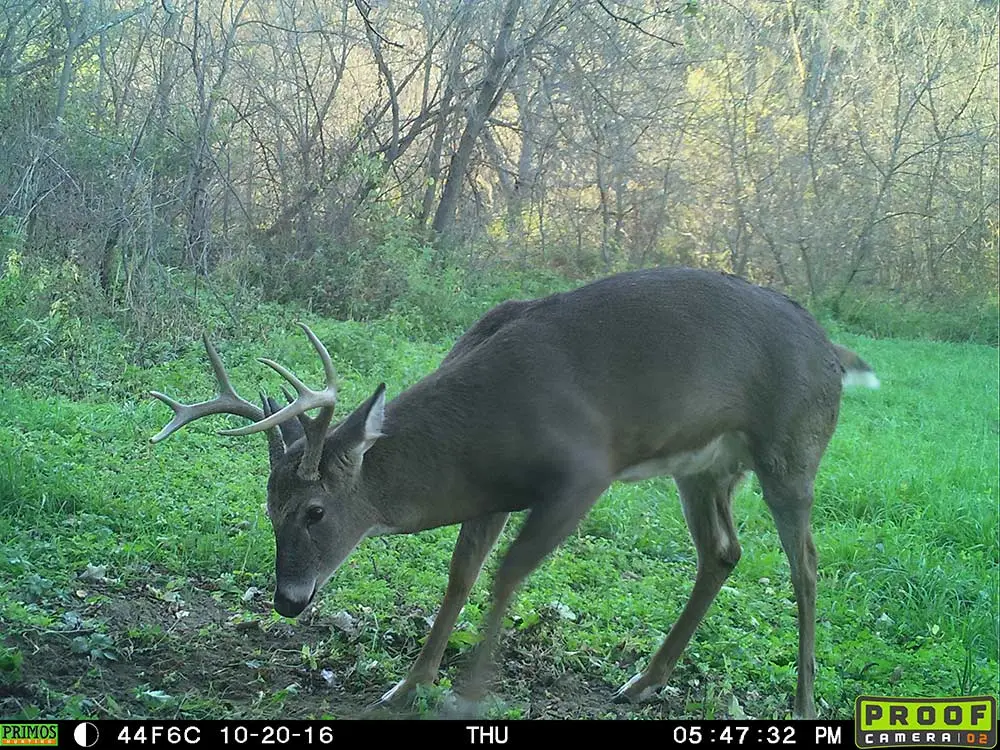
[0,314,996,720]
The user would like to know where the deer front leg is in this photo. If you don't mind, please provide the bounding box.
[376,512,509,707]
[459,479,607,708]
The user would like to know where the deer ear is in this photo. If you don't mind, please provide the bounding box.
[261,392,304,445]
[340,383,386,465]
[359,383,386,453]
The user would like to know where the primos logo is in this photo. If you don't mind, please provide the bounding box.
[0,724,59,746]
[856,696,997,748]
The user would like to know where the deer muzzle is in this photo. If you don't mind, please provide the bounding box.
[273,581,316,618]
[273,528,319,617]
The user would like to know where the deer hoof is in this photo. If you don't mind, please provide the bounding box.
[793,705,818,720]
[613,673,658,704]
[371,679,417,709]
[442,691,482,719]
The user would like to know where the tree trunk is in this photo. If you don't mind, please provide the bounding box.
[431,0,522,242]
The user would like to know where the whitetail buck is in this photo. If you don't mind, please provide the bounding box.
[150,267,879,718]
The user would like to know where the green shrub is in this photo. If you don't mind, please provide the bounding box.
[826,292,998,346]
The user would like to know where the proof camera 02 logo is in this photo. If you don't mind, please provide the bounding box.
[856,695,997,748]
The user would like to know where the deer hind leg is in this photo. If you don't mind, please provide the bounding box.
[757,471,819,719]
[378,512,509,707]
[615,470,744,703]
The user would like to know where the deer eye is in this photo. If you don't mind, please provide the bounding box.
[305,506,325,524]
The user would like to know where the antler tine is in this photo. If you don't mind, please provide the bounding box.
[220,323,338,482]
[299,322,338,389]
[203,335,254,403]
[149,335,266,444]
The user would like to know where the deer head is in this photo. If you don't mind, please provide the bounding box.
[150,324,386,617]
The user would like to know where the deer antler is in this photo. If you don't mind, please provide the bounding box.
[150,334,286,466]
[214,323,338,481]
[149,334,265,437]
[150,324,339,479]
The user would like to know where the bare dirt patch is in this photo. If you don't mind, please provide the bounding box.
[1,578,684,720]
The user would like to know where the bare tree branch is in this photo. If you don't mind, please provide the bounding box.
[594,0,681,46]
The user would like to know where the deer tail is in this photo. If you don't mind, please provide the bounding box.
[833,343,880,389]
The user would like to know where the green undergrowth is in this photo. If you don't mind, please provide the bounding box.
[0,260,996,720]
[824,292,999,346]
[1,312,996,720]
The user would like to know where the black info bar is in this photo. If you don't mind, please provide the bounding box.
[2,720,858,748]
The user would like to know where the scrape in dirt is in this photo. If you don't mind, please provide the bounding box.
[1,577,687,720]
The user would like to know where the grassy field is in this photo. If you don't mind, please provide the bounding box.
[0,310,997,720]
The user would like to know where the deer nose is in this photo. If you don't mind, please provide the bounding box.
[273,586,315,618]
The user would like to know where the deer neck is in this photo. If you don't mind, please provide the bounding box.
[359,389,471,535]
